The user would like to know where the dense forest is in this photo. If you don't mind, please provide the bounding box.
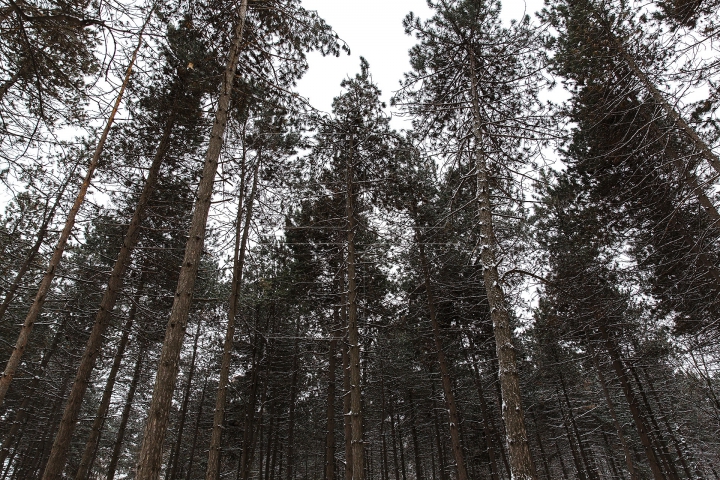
[1,0,719,478]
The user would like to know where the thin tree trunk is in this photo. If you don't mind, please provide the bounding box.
[469,51,536,480]
[285,327,300,480]
[559,372,597,480]
[343,327,353,480]
[74,272,147,480]
[628,366,679,480]
[184,378,208,480]
[599,325,665,480]
[465,354,500,480]
[107,343,147,480]
[166,322,202,480]
[641,367,695,479]
[430,391,449,480]
[412,216,468,480]
[530,410,551,480]
[135,2,248,476]
[603,19,720,176]
[326,310,340,480]
[0,311,68,466]
[0,168,74,323]
[206,139,260,480]
[589,340,637,479]
[406,389,424,480]
[44,95,176,480]
[557,391,587,480]
[345,136,364,480]
[0,12,151,407]
[555,443,570,480]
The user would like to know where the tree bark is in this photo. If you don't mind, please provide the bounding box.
[342,329,353,480]
[0,310,68,466]
[558,372,597,480]
[589,340,637,479]
[598,325,665,480]
[107,343,147,480]
[205,133,260,480]
[43,94,176,480]
[0,12,150,407]
[465,351,500,480]
[135,2,248,477]
[74,273,147,480]
[184,378,208,480]
[166,322,202,480]
[412,216,469,480]
[469,50,536,479]
[326,309,340,480]
[285,329,300,480]
[557,392,587,480]
[406,389,424,480]
[345,139,364,480]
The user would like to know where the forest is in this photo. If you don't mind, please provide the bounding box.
[1,0,719,478]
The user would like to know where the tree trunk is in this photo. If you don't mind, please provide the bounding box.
[604,18,720,176]
[44,99,175,480]
[589,340,637,479]
[345,136,365,480]
[557,392,587,480]
[559,372,597,480]
[0,13,150,408]
[466,354,500,480]
[285,327,300,480]
[598,325,665,480]
[166,322,202,480]
[73,273,147,480]
[628,365,679,480]
[135,2,248,477]
[343,327,353,480]
[0,310,68,466]
[107,343,147,480]
[0,168,73,323]
[530,410,552,480]
[641,366,696,479]
[469,51,536,480]
[205,136,260,480]
[430,391,449,480]
[406,389,424,480]
[412,217,469,480]
[183,378,208,480]
[326,311,340,480]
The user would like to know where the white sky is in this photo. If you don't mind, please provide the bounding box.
[296,0,546,125]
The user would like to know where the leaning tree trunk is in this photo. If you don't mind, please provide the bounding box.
[107,342,147,480]
[205,149,260,480]
[598,325,665,480]
[345,138,365,480]
[166,323,202,480]
[184,379,207,480]
[585,0,720,176]
[135,2,248,477]
[42,96,175,480]
[325,305,340,480]
[74,273,147,480]
[469,52,536,480]
[342,322,353,480]
[0,167,74,323]
[0,311,69,466]
[412,217,469,480]
[0,13,150,407]
[588,338,637,479]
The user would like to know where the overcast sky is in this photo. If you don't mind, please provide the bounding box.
[295,0,545,124]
